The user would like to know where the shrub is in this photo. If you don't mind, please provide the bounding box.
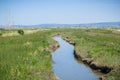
[0,31,2,36]
[0,33,2,36]
[86,29,90,32]
[18,29,24,35]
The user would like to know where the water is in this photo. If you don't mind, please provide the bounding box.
[52,36,99,80]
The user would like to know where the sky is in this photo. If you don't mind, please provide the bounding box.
[0,0,120,25]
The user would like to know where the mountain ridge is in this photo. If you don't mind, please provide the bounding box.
[1,22,120,28]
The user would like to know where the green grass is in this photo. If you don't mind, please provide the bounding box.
[0,29,55,80]
[0,28,120,80]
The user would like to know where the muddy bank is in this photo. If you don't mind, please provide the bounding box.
[74,50,112,80]
[43,41,59,52]
[62,37,76,45]
[74,50,112,74]
[44,34,60,52]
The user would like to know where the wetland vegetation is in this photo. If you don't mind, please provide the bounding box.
[0,28,120,80]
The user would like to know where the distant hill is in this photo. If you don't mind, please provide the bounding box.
[79,22,120,27]
[1,22,120,28]
[34,22,120,28]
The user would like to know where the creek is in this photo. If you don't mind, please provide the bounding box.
[52,36,99,80]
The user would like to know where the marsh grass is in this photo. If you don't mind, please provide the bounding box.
[0,28,120,80]
[0,30,55,80]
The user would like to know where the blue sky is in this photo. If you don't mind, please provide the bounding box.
[0,0,120,25]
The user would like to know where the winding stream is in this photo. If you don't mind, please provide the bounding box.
[52,36,99,80]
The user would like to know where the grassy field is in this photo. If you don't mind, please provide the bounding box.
[0,28,120,80]
[0,29,57,80]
